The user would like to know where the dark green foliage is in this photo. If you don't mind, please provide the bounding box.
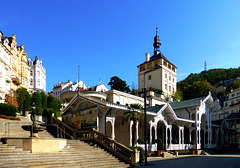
[131,89,138,96]
[182,81,213,100]
[155,138,162,144]
[130,103,143,110]
[177,68,240,100]
[137,137,144,144]
[226,81,240,92]
[108,76,130,93]
[190,140,195,145]
[0,103,17,116]
[31,92,42,108]
[41,92,47,108]
[172,138,179,144]
[16,88,31,113]
[171,89,183,102]
[47,95,61,117]
[127,146,144,164]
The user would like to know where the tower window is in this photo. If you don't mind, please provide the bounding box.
[148,75,151,80]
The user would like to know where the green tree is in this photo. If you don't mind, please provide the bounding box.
[47,95,61,117]
[183,81,213,100]
[123,103,143,146]
[231,81,240,90]
[171,89,183,102]
[40,92,47,108]
[16,88,31,113]
[47,95,55,109]
[108,76,130,93]
[131,89,138,96]
[31,92,42,108]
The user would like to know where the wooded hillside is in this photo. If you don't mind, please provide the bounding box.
[177,68,240,100]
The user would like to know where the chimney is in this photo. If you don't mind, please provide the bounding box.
[145,53,150,62]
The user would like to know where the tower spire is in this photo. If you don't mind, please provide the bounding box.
[153,27,161,55]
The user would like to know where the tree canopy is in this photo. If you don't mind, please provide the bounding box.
[108,76,130,93]
[178,68,240,100]
[16,88,31,113]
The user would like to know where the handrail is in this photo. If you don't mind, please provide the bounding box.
[77,128,139,167]
[51,117,76,139]
[50,117,139,166]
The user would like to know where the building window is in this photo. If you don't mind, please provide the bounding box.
[30,79,33,86]
[232,94,235,97]
[165,84,167,90]
[22,66,25,73]
[22,78,25,84]
[37,71,40,77]
[225,102,228,107]
[148,75,151,80]
[165,74,167,78]
[169,76,171,81]
[172,87,174,93]
[172,68,175,72]
[30,70,33,76]
[173,78,174,82]
[169,86,171,92]
[38,80,40,86]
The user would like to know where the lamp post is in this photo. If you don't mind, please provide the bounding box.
[144,65,161,166]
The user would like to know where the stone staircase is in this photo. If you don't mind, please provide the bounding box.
[0,116,54,139]
[0,116,130,167]
[0,140,130,168]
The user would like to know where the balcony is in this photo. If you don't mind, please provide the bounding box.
[12,76,21,85]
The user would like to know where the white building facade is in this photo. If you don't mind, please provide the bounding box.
[28,56,46,93]
[0,31,12,103]
[53,80,87,101]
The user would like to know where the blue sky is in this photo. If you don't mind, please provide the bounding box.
[1,0,240,92]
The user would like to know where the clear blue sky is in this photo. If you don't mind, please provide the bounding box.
[1,0,240,92]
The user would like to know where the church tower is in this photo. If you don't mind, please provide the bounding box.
[137,28,177,101]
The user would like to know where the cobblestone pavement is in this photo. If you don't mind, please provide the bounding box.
[139,152,240,168]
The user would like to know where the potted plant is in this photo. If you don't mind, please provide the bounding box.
[155,138,163,156]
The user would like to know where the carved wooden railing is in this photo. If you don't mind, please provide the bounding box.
[50,117,139,166]
[77,128,139,167]
[51,117,76,139]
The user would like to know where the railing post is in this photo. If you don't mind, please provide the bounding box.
[131,149,140,167]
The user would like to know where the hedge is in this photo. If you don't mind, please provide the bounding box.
[0,103,17,116]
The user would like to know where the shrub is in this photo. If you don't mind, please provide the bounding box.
[0,103,17,116]
[137,137,144,144]
[155,138,162,144]
[190,140,195,145]
[172,138,179,144]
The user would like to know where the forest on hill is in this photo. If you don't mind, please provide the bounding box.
[177,68,240,101]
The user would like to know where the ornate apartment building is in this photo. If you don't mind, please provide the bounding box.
[1,34,29,92]
[223,87,240,113]
[0,31,12,103]
[28,56,46,93]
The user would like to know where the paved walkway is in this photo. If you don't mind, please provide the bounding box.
[139,152,240,168]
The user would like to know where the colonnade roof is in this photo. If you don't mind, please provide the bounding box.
[170,96,207,110]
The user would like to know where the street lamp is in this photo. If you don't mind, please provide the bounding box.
[144,65,161,166]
